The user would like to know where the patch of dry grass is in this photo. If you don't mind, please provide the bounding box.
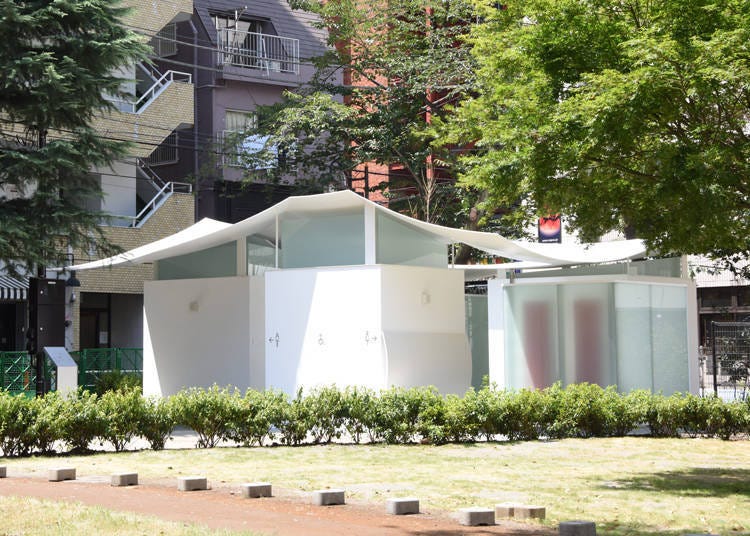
[3,437,750,535]
[0,495,260,536]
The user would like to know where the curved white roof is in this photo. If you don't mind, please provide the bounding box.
[69,190,647,271]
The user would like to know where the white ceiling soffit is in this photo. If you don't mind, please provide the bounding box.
[67,190,647,270]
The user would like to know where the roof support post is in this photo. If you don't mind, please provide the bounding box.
[274,213,279,269]
[364,203,376,265]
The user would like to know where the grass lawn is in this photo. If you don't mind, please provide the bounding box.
[0,495,261,536]
[3,437,749,535]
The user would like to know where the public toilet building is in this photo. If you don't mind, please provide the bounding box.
[70,191,697,396]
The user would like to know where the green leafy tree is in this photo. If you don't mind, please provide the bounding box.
[0,0,148,275]
[241,0,477,224]
[442,0,750,264]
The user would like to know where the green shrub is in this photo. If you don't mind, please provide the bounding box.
[708,399,748,440]
[227,389,285,447]
[99,387,147,452]
[94,370,142,396]
[645,393,682,437]
[342,386,378,443]
[28,392,64,454]
[371,387,446,444]
[414,387,447,444]
[607,389,649,437]
[440,393,479,443]
[549,383,608,438]
[680,393,713,437]
[0,390,36,457]
[305,386,347,444]
[139,396,176,450]
[274,389,311,446]
[170,385,238,448]
[59,389,106,452]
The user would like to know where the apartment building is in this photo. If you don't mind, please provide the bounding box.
[147,0,330,223]
[0,1,196,353]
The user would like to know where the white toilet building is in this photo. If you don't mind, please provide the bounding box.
[69,190,696,396]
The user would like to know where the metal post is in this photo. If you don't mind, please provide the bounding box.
[711,321,718,397]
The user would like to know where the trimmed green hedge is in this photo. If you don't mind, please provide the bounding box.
[0,383,748,457]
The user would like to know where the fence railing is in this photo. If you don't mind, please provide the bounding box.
[106,69,192,114]
[106,181,192,228]
[710,321,750,401]
[0,351,55,397]
[217,28,299,74]
[71,348,143,392]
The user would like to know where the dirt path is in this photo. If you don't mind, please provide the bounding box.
[0,476,554,536]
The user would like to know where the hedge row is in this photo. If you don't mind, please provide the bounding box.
[1,383,749,457]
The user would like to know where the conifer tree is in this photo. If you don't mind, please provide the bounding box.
[0,0,148,274]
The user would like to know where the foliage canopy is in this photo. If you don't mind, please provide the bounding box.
[0,0,148,274]
[244,0,477,224]
[442,0,750,261]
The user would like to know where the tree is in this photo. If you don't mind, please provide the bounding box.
[0,0,149,275]
[241,0,478,225]
[442,0,750,263]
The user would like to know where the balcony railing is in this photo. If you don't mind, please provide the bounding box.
[107,70,192,114]
[217,28,299,75]
[107,181,192,228]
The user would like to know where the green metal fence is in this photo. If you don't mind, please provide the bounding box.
[0,351,55,398]
[71,348,143,392]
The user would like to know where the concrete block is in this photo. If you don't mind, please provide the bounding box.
[386,498,420,515]
[111,472,138,487]
[515,504,546,519]
[312,489,346,506]
[559,521,597,536]
[0,466,6,478]
[48,467,76,482]
[495,503,519,518]
[241,482,272,498]
[457,507,495,526]
[177,476,208,491]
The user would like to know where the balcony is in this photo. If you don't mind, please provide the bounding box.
[217,28,300,84]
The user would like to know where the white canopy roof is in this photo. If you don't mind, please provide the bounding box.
[68,190,647,271]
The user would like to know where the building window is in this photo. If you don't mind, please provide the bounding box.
[151,23,178,57]
[221,110,276,169]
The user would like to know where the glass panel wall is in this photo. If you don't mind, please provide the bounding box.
[246,235,275,275]
[504,284,559,389]
[376,212,446,267]
[280,210,364,268]
[156,242,237,280]
[502,281,690,394]
[650,284,688,393]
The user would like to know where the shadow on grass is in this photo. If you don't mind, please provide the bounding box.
[608,467,750,498]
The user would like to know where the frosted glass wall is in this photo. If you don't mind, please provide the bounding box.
[157,242,237,280]
[465,295,489,389]
[650,285,689,393]
[503,281,690,393]
[558,284,615,386]
[246,235,275,276]
[614,284,653,391]
[280,210,364,268]
[376,212,447,267]
[504,285,559,389]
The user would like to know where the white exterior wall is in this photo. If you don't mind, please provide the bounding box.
[264,265,472,396]
[143,276,253,397]
[381,265,471,394]
[265,266,385,394]
[98,159,137,218]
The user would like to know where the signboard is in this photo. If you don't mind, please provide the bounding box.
[538,215,562,243]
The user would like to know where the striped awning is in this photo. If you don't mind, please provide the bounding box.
[0,275,29,300]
